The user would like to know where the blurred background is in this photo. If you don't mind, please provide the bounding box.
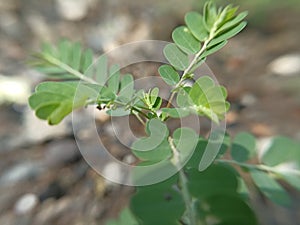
[0,0,299,224]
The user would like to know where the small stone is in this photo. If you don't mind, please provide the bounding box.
[0,75,31,105]
[21,108,71,144]
[14,193,38,215]
[0,162,42,187]
[55,0,89,21]
[268,53,300,76]
[102,162,122,186]
[44,139,80,168]
[240,93,257,107]
[123,154,136,165]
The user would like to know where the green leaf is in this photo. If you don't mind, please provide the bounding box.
[118,74,135,102]
[163,43,189,71]
[231,132,256,162]
[189,76,214,105]
[131,119,171,161]
[130,176,184,225]
[279,172,300,191]
[71,42,82,70]
[172,26,201,54]
[173,127,198,163]
[204,194,258,225]
[261,136,300,167]
[58,40,70,63]
[217,11,248,35]
[189,76,229,123]
[108,64,120,94]
[184,12,208,42]
[132,138,172,162]
[250,169,291,206]
[29,82,100,125]
[203,1,217,31]
[187,164,238,199]
[209,21,247,47]
[176,87,192,108]
[161,108,190,118]
[94,55,108,85]
[107,108,130,117]
[199,129,228,171]
[82,49,93,73]
[34,40,95,81]
[158,65,180,86]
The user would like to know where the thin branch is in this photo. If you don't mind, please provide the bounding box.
[166,34,213,108]
[41,53,97,84]
[168,137,200,225]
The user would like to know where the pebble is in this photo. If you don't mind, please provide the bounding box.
[44,139,80,168]
[268,53,300,76]
[55,0,90,21]
[240,93,257,107]
[14,193,38,215]
[0,162,42,187]
[21,108,71,144]
[0,75,31,105]
[102,162,123,186]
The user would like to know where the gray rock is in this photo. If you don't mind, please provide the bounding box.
[44,139,80,168]
[0,75,31,105]
[240,93,257,107]
[14,193,38,215]
[21,108,71,144]
[55,0,90,21]
[268,53,300,76]
[0,162,43,187]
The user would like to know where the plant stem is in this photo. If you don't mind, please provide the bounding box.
[134,113,146,126]
[41,53,97,84]
[166,37,212,108]
[216,159,300,176]
[179,170,198,225]
[168,137,199,225]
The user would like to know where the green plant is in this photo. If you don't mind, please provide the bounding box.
[28,1,300,225]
